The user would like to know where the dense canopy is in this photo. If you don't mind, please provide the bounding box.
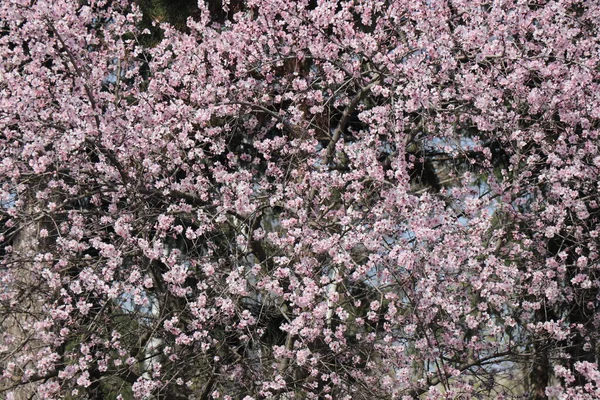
[1,0,599,398]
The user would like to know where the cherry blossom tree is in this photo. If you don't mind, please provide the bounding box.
[1,0,599,399]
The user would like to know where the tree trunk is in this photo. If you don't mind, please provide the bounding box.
[0,206,43,400]
[530,342,550,400]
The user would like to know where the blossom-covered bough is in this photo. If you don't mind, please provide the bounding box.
[1,0,599,398]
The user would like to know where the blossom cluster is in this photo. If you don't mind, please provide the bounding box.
[1,0,599,398]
